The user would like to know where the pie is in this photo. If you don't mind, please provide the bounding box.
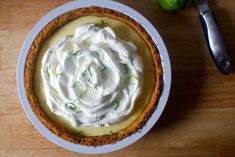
[24,6,163,146]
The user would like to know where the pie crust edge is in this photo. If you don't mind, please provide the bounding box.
[24,6,163,146]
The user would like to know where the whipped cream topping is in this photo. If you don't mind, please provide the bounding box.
[41,23,143,127]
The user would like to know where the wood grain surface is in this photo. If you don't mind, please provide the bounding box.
[0,0,235,156]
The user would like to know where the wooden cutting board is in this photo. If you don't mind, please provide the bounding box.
[0,0,234,156]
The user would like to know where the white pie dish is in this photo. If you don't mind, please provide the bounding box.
[17,0,171,154]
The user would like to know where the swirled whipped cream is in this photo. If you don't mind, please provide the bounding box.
[41,23,143,127]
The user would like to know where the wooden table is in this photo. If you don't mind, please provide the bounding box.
[1,0,235,156]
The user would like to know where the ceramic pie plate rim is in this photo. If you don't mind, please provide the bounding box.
[17,0,171,154]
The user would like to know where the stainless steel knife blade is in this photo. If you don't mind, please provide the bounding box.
[194,0,209,15]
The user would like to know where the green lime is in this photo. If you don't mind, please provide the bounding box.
[159,0,189,11]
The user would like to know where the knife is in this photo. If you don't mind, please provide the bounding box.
[194,0,231,75]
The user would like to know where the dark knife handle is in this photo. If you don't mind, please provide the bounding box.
[199,11,230,75]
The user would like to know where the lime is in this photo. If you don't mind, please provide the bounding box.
[159,0,189,11]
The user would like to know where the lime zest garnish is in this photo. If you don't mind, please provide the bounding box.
[94,20,105,27]
[79,85,87,98]
[73,49,83,60]
[111,101,119,110]
[72,81,86,98]
[74,49,83,56]
[124,74,139,85]
[123,64,129,74]
[87,67,93,76]
[72,81,82,88]
[101,66,107,72]
[66,102,76,111]
[47,65,52,73]
[48,65,52,70]
[109,130,114,135]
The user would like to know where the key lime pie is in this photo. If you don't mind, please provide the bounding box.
[25,7,163,146]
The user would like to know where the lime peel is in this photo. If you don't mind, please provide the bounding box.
[159,0,190,11]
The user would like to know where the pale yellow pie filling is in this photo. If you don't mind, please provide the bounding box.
[34,15,155,136]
